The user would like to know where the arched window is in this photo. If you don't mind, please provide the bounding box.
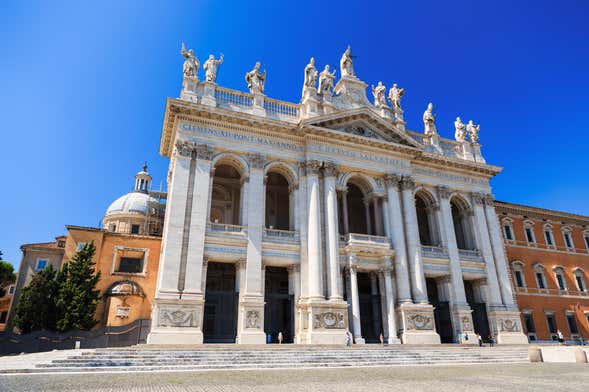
[524,220,536,245]
[553,266,567,291]
[562,226,574,251]
[450,196,475,250]
[265,172,290,230]
[210,163,243,225]
[533,264,547,290]
[415,190,439,246]
[346,183,369,234]
[511,261,526,289]
[543,224,555,248]
[502,218,515,241]
[573,268,587,292]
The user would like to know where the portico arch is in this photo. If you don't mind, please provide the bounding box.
[415,189,440,246]
[264,162,298,231]
[449,194,476,250]
[338,173,385,236]
[210,154,248,225]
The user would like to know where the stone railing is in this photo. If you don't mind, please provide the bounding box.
[263,97,299,118]
[340,233,390,245]
[207,222,245,233]
[515,286,589,297]
[263,228,300,241]
[421,245,449,258]
[214,85,253,108]
[458,249,483,261]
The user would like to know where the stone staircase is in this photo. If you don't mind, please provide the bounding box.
[1,345,530,374]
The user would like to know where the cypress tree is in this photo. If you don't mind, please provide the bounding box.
[13,265,60,334]
[55,242,101,332]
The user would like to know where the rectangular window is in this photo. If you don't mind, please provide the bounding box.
[109,223,117,232]
[584,236,589,250]
[536,272,546,289]
[514,270,524,288]
[131,224,140,234]
[523,313,536,334]
[556,274,566,290]
[566,314,579,334]
[76,242,87,251]
[546,314,557,334]
[504,225,513,240]
[8,286,14,294]
[545,231,553,245]
[35,259,48,270]
[576,276,585,291]
[0,312,7,324]
[117,257,143,273]
[525,228,535,243]
[564,233,573,248]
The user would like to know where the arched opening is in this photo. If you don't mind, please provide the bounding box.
[347,183,368,234]
[415,192,438,246]
[210,164,243,225]
[265,172,290,230]
[450,196,475,250]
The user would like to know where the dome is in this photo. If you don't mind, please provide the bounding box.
[105,191,159,216]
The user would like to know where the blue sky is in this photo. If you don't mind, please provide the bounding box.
[1,1,588,268]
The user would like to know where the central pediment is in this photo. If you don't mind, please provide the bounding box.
[301,108,423,149]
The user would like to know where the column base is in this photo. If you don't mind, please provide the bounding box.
[387,337,402,344]
[147,297,205,345]
[236,295,266,344]
[398,303,441,344]
[297,298,349,345]
[451,305,477,345]
[354,337,366,345]
[488,309,528,345]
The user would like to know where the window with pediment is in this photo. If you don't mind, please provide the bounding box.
[511,261,526,288]
[553,266,567,291]
[502,218,515,241]
[573,269,586,292]
[534,264,547,290]
[562,226,574,251]
[543,224,555,248]
[524,221,536,245]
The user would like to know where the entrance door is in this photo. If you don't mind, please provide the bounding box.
[264,267,293,343]
[203,262,238,343]
[358,272,383,343]
[464,280,491,341]
[426,278,454,343]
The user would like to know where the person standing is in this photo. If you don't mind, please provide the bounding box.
[476,333,483,347]
[557,330,564,345]
[345,331,351,348]
[278,331,283,345]
[488,334,495,347]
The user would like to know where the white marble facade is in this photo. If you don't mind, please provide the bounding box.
[147,46,528,345]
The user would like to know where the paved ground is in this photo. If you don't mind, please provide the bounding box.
[1,363,588,392]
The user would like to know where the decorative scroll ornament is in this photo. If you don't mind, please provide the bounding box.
[248,153,265,169]
[246,310,260,328]
[323,161,338,177]
[384,173,401,188]
[313,312,345,329]
[304,159,322,175]
[158,307,198,328]
[436,185,452,200]
[175,140,195,158]
[400,175,416,191]
[499,318,520,332]
[405,312,434,331]
[471,192,486,206]
[461,316,472,331]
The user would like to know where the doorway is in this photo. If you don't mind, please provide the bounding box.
[203,262,238,343]
[264,266,293,343]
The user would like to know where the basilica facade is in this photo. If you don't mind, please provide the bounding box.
[144,46,527,345]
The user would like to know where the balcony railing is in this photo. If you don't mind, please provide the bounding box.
[263,228,299,241]
[214,86,253,108]
[207,222,245,233]
[515,286,589,297]
[505,239,589,255]
[458,249,483,262]
[421,245,448,258]
[263,97,299,118]
[339,233,390,245]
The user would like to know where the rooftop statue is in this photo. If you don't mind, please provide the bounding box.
[388,84,405,110]
[245,62,266,94]
[371,81,387,107]
[454,117,466,143]
[181,42,199,79]
[303,57,318,89]
[423,102,437,137]
[318,65,336,95]
[340,45,355,77]
[467,120,480,143]
[203,53,224,83]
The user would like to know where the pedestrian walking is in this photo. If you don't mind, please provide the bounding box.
[345,330,351,347]
[476,333,483,347]
[278,331,283,344]
[488,334,495,347]
[557,330,564,345]
[379,333,384,346]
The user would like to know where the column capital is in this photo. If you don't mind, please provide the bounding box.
[303,159,322,175]
[483,194,495,206]
[400,175,416,191]
[323,161,338,177]
[175,140,196,158]
[288,183,299,193]
[287,264,300,273]
[384,173,402,188]
[196,144,214,161]
[436,185,452,200]
[471,192,486,205]
[248,153,265,169]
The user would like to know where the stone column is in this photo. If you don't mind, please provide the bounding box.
[382,256,400,343]
[345,268,354,337]
[471,193,503,306]
[306,160,324,300]
[148,141,213,345]
[324,162,343,300]
[483,195,516,307]
[289,264,301,343]
[201,258,209,297]
[436,186,473,339]
[206,167,216,223]
[400,176,428,303]
[289,184,296,231]
[341,188,350,234]
[349,257,365,344]
[373,196,384,236]
[370,272,380,338]
[364,199,373,235]
[236,153,266,344]
[384,174,412,304]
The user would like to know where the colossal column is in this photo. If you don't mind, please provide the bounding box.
[348,259,365,344]
[436,186,473,340]
[236,153,266,344]
[305,159,324,300]
[148,141,213,345]
[324,162,343,300]
[382,256,400,343]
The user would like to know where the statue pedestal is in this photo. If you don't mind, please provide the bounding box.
[297,299,349,345]
[333,75,370,108]
[321,94,336,114]
[200,81,217,107]
[458,142,474,161]
[398,303,441,344]
[301,87,321,119]
[393,108,406,131]
[147,297,205,345]
[236,295,266,344]
[489,309,528,345]
[251,93,266,117]
[180,77,199,102]
[451,305,477,345]
[472,143,486,163]
[377,105,393,121]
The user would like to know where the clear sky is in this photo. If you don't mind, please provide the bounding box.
[1,1,588,268]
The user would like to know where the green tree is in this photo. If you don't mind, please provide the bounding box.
[13,265,60,333]
[55,242,101,332]
[0,259,16,297]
